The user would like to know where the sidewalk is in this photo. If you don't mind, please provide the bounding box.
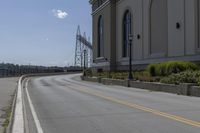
[0,77,18,133]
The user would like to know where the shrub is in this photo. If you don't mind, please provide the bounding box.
[160,71,200,85]
[147,64,157,76]
[97,72,110,78]
[111,72,128,80]
[134,71,160,82]
[147,61,199,76]
[108,71,160,81]
[84,69,93,77]
[156,63,167,76]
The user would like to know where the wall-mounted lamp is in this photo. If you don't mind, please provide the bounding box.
[176,22,181,29]
[137,34,141,40]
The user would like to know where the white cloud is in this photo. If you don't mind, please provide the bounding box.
[52,9,68,19]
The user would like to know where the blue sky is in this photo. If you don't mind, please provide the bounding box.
[0,0,92,66]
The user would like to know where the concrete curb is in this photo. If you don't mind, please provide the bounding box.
[11,76,24,133]
[82,76,200,97]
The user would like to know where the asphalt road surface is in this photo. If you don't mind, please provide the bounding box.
[23,74,200,133]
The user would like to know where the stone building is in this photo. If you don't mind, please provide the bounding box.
[89,0,200,72]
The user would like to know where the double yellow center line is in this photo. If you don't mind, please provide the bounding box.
[67,83,200,128]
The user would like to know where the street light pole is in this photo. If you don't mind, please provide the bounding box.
[83,49,87,76]
[128,34,133,80]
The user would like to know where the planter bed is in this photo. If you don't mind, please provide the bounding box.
[82,76,200,97]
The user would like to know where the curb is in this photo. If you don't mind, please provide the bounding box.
[11,76,24,133]
[82,76,200,97]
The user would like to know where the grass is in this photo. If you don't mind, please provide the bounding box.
[147,61,199,76]
[2,105,12,128]
[2,92,15,133]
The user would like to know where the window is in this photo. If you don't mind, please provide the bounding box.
[98,15,104,57]
[123,10,132,57]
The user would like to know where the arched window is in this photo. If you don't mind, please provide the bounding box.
[98,15,104,57]
[123,10,132,57]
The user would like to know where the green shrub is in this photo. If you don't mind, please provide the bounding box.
[108,71,159,81]
[97,72,110,78]
[147,64,157,76]
[134,71,160,82]
[160,71,200,85]
[111,72,128,80]
[147,61,199,76]
[156,63,167,76]
[84,69,93,77]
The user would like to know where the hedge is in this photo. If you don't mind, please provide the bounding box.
[147,61,199,76]
[160,71,200,85]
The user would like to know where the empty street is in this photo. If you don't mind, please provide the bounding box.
[20,74,200,133]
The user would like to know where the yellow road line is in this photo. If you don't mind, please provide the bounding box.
[67,85,200,128]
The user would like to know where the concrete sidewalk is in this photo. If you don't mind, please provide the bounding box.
[0,77,18,133]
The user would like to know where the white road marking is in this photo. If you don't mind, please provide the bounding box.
[25,79,44,133]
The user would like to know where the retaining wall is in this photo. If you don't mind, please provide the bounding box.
[82,76,200,97]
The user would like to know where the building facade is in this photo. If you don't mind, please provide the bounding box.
[90,0,200,72]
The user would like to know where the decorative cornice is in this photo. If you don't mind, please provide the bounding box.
[91,0,110,15]
[89,0,96,4]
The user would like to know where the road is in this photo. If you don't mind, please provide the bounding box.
[23,74,200,133]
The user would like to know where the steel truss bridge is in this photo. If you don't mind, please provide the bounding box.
[74,26,93,68]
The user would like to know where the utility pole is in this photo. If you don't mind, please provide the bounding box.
[83,49,87,76]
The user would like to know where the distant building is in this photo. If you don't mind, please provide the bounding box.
[89,0,200,72]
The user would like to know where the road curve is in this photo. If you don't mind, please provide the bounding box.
[23,74,200,133]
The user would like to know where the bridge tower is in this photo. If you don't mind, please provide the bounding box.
[74,26,93,67]
[74,26,83,67]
